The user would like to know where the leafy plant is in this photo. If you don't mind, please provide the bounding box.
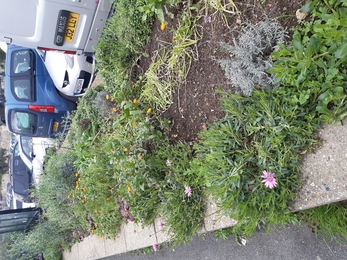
[138,0,182,22]
[218,18,288,96]
[269,0,347,123]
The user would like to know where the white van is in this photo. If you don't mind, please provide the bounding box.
[0,0,113,55]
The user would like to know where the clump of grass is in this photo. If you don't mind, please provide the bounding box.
[141,1,201,111]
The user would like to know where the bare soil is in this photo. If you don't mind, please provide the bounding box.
[139,0,304,142]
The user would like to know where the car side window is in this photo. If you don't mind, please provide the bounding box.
[13,79,32,101]
[10,111,37,135]
[12,50,33,75]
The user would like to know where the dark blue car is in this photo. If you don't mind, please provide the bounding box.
[4,45,77,138]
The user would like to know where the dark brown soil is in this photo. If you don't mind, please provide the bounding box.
[139,0,304,143]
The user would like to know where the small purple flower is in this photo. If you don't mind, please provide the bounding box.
[153,244,158,251]
[184,186,192,197]
[261,170,277,189]
[158,222,164,230]
[166,159,172,166]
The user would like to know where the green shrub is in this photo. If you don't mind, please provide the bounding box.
[194,89,321,238]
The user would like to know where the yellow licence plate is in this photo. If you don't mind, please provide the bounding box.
[64,12,79,42]
[53,122,59,131]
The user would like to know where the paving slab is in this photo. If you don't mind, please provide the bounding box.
[62,242,79,260]
[290,119,347,212]
[154,217,173,244]
[104,226,127,256]
[123,221,157,251]
[204,194,237,232]
[78,235,107,260]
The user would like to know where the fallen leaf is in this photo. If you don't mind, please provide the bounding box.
[296,9,308,20]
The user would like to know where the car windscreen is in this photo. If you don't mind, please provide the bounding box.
[19,136,33,161]
[10,111,37,135]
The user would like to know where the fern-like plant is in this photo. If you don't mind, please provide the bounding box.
[218,19,288,96]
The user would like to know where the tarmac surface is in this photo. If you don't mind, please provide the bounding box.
[63,119,347,260]
[100,224,347,260]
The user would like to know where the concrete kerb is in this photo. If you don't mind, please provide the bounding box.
[63,195,237,260]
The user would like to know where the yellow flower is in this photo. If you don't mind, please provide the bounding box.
[132,85,135,88]
[132,191,135,195]
[110,133,114,136]
[115,160,119,165]
[127,186,131,191]
[78,178,81,182]
[75,173,79,177]
[133,123,137,127]
[67,194,71,199]
[147,108,152,114]
[82,188,87,193]
[94,210,98,214]
[95,223,98,227]
[129,159,133,163]
[107,197,111,201]
[113,107,117,112]
[102,68,106,72]
[124,147,129,152]
[81,199,85,204]
[106,94,110,100]
[91,230,95,234]
[139,156,143,160]
[161,22,166,30]
[76,184,79,189]
[133,98,137,104]
[98,235,103,239]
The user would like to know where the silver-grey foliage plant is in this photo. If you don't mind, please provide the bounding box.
[218,19,288,96]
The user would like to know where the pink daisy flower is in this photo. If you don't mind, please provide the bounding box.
[153,244,158,251]
[158,222,164,230]
[261,170,277,189]
[166,159,172,166]
[184,186,192,197]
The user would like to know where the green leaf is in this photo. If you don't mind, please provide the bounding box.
[318,92,329,101]
[316,105,331,114]
[335,42,347,59]
[333,86,344,94]
[305,36,321,58]
[293,40,304,56]
[300,0,317,13]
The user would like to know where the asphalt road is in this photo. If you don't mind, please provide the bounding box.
[99,224,347,260]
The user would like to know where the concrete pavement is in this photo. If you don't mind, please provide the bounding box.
[63,195,237,260]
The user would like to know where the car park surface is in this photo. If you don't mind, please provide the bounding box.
[4,45,77,138]
[6,183,13,209]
